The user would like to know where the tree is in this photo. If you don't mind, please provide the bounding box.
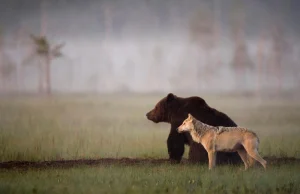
[229,0,254,91]
[256,30,267,98]
[11,25,33,93]
[0,54,16,92]
[270,1,293,94]
[270,22,291,93]
[87,73,99,93]
[23,34,65,95]
[102,0,116,43]
[189,3,215,90]
[0,31,16,92]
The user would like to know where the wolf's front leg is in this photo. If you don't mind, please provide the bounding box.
[208,151,216,170]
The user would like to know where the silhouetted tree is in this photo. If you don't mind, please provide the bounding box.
[121,59,135,91]
[0,31,16,92]
[0,55,16,92]
[270,23,291,93]
[87,73,99,93]
[256,30,267,97]
[151,46,164,90]
[23,34,65,95]
[189,3,215,90]
[269,1,293,93]
[11,25,32,92]
[102,0,115,43]
[230,0,254,91]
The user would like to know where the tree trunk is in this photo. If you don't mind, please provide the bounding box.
[272,45,282,94]
[45,55,51,95]
[104,4,112,42]
[40,0,47,37]
[0,73,3,92]
[256,32,266,98]
[204,48,212,90]
[69,63,73,92]
[213,0,221,71]
[38,0,47,95]
[38,60,44,94]
[275,57,282,94]
[17,65,23,93]
[0,37,2,93]
[235,67,245,91]
[272,24,284,95]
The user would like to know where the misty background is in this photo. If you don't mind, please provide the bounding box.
[0,0,299,94]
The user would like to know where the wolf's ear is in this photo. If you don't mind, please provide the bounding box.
[188,113,193,119]
[166,93,176,103]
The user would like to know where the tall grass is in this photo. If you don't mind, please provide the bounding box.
[0,94,299,162]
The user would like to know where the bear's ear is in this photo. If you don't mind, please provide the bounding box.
[166,93,176,103]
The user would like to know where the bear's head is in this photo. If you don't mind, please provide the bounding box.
[146,93,180,123]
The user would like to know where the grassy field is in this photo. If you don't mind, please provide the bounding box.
[1,164,299,194]
[0,93,300,193]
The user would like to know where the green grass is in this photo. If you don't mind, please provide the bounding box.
[0,164,299,194]
[0,94,300,193]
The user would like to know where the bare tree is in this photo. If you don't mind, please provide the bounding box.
[256,30,268,98]
[269,1,293,94]
[229,0,254,91]
[0,56,16,92]
[121,59,135,91]
[151,46,164,90]
[212,0,222,71]
[10,25,32,92]
[99,1,115,91]
[0,27,2,89]
[102,0,115,44]
[189,3,215,90]
[270,23,291,93]
[87,73,99,93]
[0,32,16,92]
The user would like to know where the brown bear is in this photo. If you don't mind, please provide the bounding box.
[146,93,242,164]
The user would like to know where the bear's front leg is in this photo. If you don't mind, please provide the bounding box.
[167,129,185,163]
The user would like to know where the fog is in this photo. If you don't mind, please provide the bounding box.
[0,0,299,94]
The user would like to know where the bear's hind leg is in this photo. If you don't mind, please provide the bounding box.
[188,142,208,164]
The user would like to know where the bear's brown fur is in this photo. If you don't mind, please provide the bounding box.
[146,93,242,164]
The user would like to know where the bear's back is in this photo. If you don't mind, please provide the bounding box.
[178,96,237,127]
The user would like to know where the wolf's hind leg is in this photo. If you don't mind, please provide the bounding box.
[237,149,249,170]
[247,154,255,167]
[245,147,267,170]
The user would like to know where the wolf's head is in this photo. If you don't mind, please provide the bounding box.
[177,113,195,133]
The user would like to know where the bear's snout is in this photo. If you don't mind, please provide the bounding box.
[146,111,153,120]
[146,111,150,118]
[146,110,159,123]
